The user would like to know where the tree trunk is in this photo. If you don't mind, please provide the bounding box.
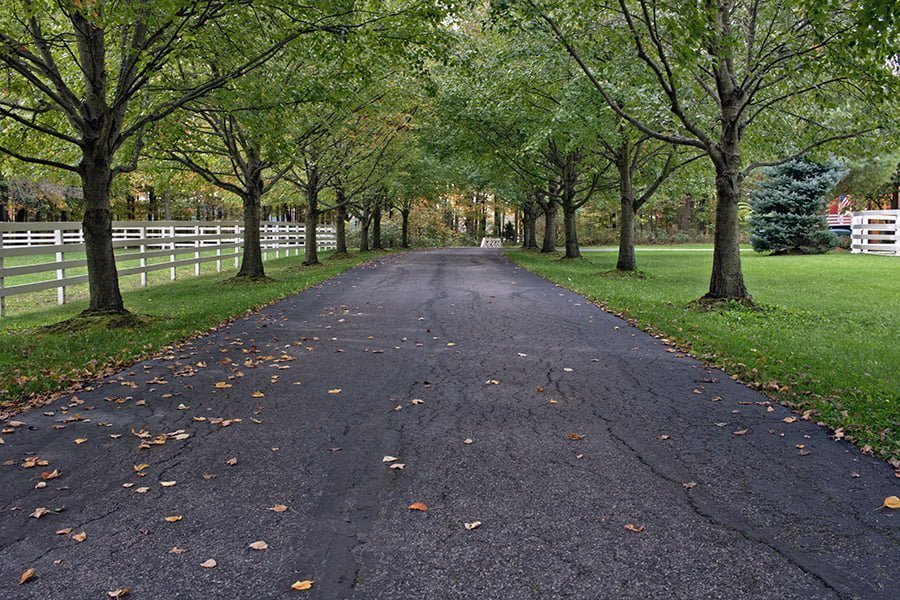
[304,176,320,265]
[562,205,580,258]
[706,157,749,300]
[236,172,265,279]
[541,202,557,253]
[80,158,126,314]
[681,194,693,232]
[372,203,383,250]
[335,200,349,255]
[401,208,410,248]
[163,188,173,220]
[616,158,637,271]
[359,205,371,253]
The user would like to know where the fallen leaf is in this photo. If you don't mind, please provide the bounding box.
[408,502,428,512]
[214,382,231,389]
[485,379,500,385]
[107,588,130,598]
[782,417,797,424]
[623,524,645,533]
[732,429,749,436]
[463,438,474,445]
[328,388,342,395]
[410,399,425,405]
[74,438,88,445]
[248,540,268,551]
[517,353,527,357]
[270,504,289,513]
[19,568,35,584]
[72,531,87,543]
[549,399,559,404]
[382,456,399,463]
[55,528,72,535]
[168,546,187,554]
[562,367,573,372]
[683,482,698,490]
[291,580,314,591]
[567,433,585,441]
[882,496,900,509]
[40,469,61,480]
[30,507,50,519]
[464,520,482,530]
[133,464,150,472]
[251,391,265,398]
[200,559,217,568]
[226,457,238,466]
[390,463,406,470]
[657,435,671,441]
[164,515,183,523]
[160,481,176,487]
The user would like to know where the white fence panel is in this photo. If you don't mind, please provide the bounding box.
[0,220,338,316]
[851,210,900,256]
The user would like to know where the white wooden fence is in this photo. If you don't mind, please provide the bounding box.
[0,220,336,316]
[851,210,900,256]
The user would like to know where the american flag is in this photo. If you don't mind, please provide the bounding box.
[838,195,852,213]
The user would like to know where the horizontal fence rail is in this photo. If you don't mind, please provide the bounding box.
[0,220,336,316]
[851,210,900,257]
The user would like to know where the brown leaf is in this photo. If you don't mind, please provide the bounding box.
[18,567,35,585]
[382,456,399,463]
[464,520,482,530]
[72,531,87,543]
[164,515,183,523]
[40,469,61,480]
[30,507,50,519]
[251,391,265,398]
[107,588,130,598]
[782,417,797,424]
[683,482,698,490]
[328,388,342,395]
[291,580,314,591]
[567,433,585,441]
[168,546,187,554]
[74,438,88,445]
[410,399,425,405]
[390,463,406,470]
[732,429,749,436]
[485,379,500,385]
[55,528,72,535]
[135,487,149,494]
[463,438,474,445]
[200,559,217,568]
[248,540,268,551]
[270,504,289,513]
[882,496,900,509]
[226,457,238,466]
[623,524,645,533]
[133,464,150,472]
[408,502,428,512]
[657,435,671,441]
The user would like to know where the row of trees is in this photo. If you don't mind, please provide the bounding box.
[0,1,896,315]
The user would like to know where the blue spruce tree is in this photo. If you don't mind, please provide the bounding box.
[750,158,847,254]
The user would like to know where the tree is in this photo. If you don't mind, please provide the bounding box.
[0,1,327,313]
[750,158,846,254]
[520,0,894,300]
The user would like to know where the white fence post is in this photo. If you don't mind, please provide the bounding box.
[54,228,65,305]
[216,224,222,273]
[0,232,5,318]
[194,224,201,276]
[234,224,240,269]
[139,225,148,287]
[169,224,177,280]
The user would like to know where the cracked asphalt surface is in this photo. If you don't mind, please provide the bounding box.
[1,248,897,599]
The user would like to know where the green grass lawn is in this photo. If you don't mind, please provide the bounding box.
[508,249,899,460]
[0,250,376,412]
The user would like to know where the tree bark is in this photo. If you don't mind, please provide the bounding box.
[371,202,383,250]
[359,204,371,253]
[335,188,349,255]
[236,168,265,279]
[401,208,410,248]
[562,205,580,258]
[80,157,126,314]
[303,166,320,266]
[541,201,557,253]
[616,157,637,271]
[706,155,749,300]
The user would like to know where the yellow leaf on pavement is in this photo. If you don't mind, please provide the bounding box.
[291,580,314,591]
